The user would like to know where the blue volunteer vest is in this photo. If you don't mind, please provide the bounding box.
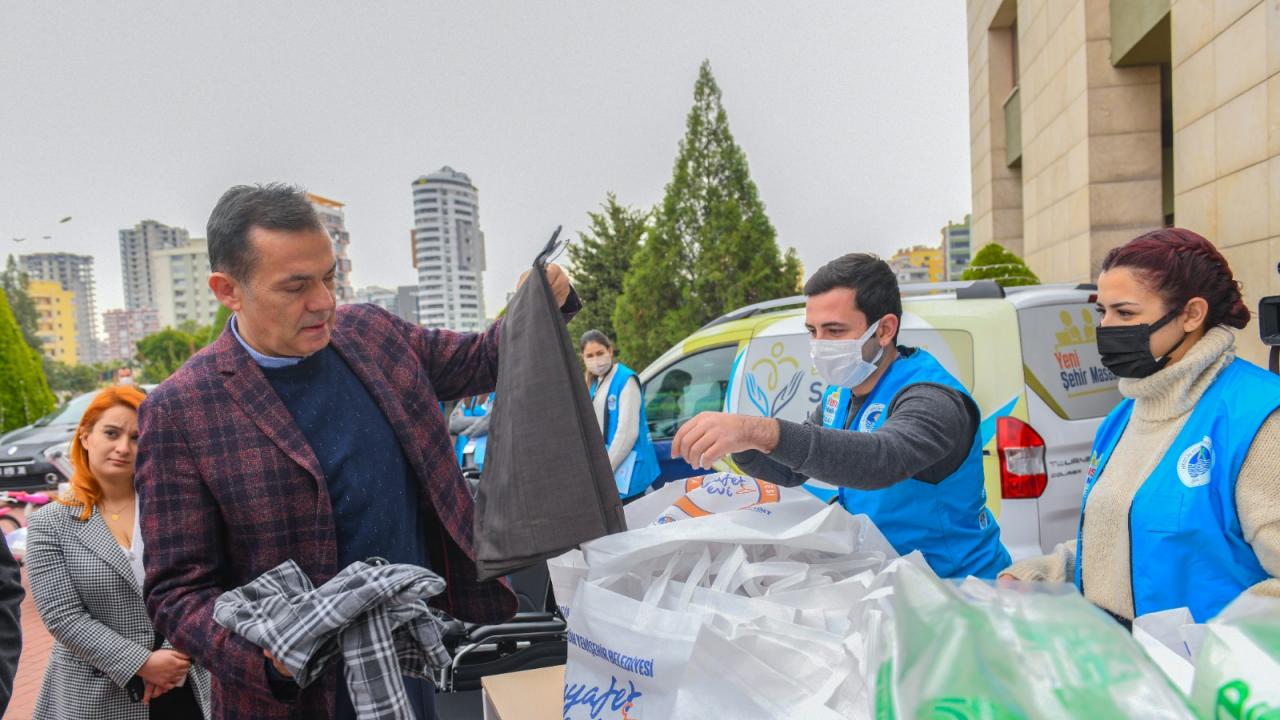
[591,364,661,498]
[453,393,493,466]
[1074,358,1279,622]
[821,349,1010,579]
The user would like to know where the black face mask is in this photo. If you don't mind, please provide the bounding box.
[1095,308,1189,379]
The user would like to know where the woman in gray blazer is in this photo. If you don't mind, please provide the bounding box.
[26,385,211,719]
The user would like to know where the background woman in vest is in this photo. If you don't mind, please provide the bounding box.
[1002,228,1280,623]
[581,329,661,499]
[26,385,211,719]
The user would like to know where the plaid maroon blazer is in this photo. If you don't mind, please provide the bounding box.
[136,304,521,720]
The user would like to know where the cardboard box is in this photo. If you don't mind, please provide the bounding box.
[481,664,565,720]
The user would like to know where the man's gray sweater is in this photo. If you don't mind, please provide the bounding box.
[732,350,980,490]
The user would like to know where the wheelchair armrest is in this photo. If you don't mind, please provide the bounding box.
[463,620,566,645]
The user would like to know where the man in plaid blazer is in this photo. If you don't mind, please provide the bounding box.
[136,184,575,720]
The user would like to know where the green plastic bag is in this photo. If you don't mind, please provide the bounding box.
[877,563,1195,719]
[1188,597,1280,720]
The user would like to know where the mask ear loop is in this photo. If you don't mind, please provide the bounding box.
[1152,306,1191,368]
[862,318,886,366]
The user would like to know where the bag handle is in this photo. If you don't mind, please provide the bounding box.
[534,226,566,270]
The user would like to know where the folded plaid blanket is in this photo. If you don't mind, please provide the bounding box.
[214,559,449,720]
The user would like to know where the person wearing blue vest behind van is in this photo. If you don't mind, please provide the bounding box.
[449,393,493,467]
[581,330,661,500]
[671,254,1011,579]
[1002,229,1280,623]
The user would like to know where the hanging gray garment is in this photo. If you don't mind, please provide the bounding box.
[474,231,626,580]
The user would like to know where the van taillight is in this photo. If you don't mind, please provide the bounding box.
[997,416,1047,499]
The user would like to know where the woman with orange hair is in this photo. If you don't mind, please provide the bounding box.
[25,385,210,719]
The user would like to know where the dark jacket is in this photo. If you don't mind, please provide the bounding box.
[0,536,23,717]
[137,304,536,719]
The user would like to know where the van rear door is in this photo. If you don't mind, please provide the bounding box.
[1016,301,1122,553]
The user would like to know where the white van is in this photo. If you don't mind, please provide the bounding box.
[638,281,1123,560]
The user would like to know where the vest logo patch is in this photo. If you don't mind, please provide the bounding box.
[859,403,886,432]
[607,395,618,412]
[1177,436,1215,488]
[1086,451,1100,484]
[822,392,841,426]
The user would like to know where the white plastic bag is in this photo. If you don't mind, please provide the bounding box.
[1133,607,1196,694]
[1188,595,1280,720]
[584,502,896,579]
[567,490,913,719]
[547,548,589,619]
[563,579,701,720]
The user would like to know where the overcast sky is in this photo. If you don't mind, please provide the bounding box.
[1,1,972,321]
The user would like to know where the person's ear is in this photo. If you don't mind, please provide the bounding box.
[209,272,243,313]
[1182,297,1209,333]
[878,315,899,347]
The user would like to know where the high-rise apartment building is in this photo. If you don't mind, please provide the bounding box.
[152,237,220,329]
[102,308,160,363]
[28,279,78,364]
[941,215,973,281]
[965,0,1279,364]
[410,167,487,332]
[308,194,354,303]
[20,252,99,363]
[120,220,190,311]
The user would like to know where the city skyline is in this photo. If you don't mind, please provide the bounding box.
[1,1,972,323]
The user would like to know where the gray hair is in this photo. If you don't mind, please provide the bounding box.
[207,183,323,281]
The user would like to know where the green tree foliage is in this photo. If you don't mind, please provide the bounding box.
[43,359,103,395]
[0,290,57,432]
[136,324,210,383]
[613,60,803,368]
[209,304,231,344]
[961,243,1041,287]
[2,255,42,351]
[566,195,649,349]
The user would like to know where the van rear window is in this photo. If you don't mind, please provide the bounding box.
[1018,304,1122,420]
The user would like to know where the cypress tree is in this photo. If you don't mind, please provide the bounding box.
[614,60,802,368]
[0,289,57,432]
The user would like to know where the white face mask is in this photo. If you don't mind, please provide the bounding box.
[810,320,884,388]
[587,356,613,378]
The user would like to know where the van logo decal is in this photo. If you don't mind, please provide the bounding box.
[746,342,803,417]
[1177,436,1214,488]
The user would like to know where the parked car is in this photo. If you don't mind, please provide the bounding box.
[638,281,1122,560]
[0,385,156,492]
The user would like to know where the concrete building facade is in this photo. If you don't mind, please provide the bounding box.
[28,279,77,365]
[309,194,354,304]
[349,285,419,325]
[411,167,487,332]
[152,238,220,329]
[890,245,947,284]
[20,252,99,364]
[102,308,159,363]
[119,220,190,311]
[966,0,1280,365]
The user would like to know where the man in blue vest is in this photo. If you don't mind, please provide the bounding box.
[670,253,1010,579]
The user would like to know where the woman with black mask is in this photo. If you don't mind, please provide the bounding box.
[1001,228,1280,624]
